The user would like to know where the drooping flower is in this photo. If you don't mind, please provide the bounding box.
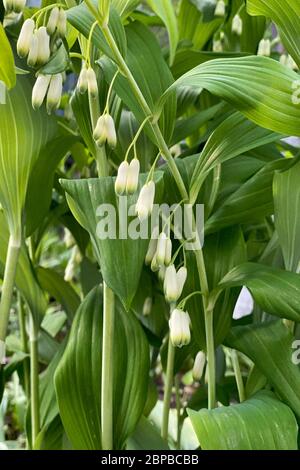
[169,309,191,348]
[135,181,155,221]
[257,39,271,57]
[115,161,129,196]
[17,19,35,58]
[214,0,225,17]
[47,7,60,35]
[46,73,63,114]
[232,14,242,36]
[87,67,98,99]
[126,158,140,195]
[32,74,51,109]
[192,351,206,381]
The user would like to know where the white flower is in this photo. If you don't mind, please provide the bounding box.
[93,114,117,148]
[232,14,242,36]
[87,67,98,99]
[257,39,271,57]
[5,0,26,13]
[126,158,140,195]
[47,7,60,35]
[156,232,168,266]
[145,226,159,265]
[57,8,67,37]
[142,297,152,316]
[77,67,88,94]
[135,181,155,221]
[36,27,50,65]
[169,309,191,348]
[164,264,187,303]
[17,19,35,58]
[192,351,206,381]
[215,0,225,17]
[27,32,39,67]
[46,74,63,114]
[32,74,51,109]
[115,161,129,195]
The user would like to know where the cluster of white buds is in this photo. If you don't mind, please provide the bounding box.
[192,351,206,381]
[142,297,152,316]
[280,54,298,70]
[232,14,242,36]
[257,39,271,57]
[214,0,225,17]
[150,232,172,272]
[46,7,66,37]
[164,264,187,303]
[135,181,155,221]
[93,114,117,148]
[32,73,63,114]
[115,159,140,196]
[3,0,26,14]
[169,309,191,348]
[77,66,98,97]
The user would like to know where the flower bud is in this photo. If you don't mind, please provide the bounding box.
[151,253,159,272]
[87,67,98,99]
[77,67,88,94]
[27,33,39,67]
[32,74,51,109]
[215,0,225,17]
[57,8,67,37]
[126,158,140,195]
[192,351,206,381]
[17,19,35,58]
[12,0,26,13]
[143,297,152,316]
[164,264,179,303]
[115,161,129,196]
[156,232,168,267]
[64,228,75,248]
[169,309,191,348]
[213,40,223,52]
[176,266,187,298]
[145,226,159,265]
[47,6,60,35]
[93,115,107,145]
[46,73,63,114]
[36,27,50,65]
[232,14,242,36]
[165,238,172,266]
[135,181,155,221]
[105,114,117,148]
[257,39,271,57]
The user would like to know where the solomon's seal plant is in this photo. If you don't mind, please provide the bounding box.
[0,0,300,452]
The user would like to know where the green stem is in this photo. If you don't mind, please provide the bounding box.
[204,308,216,409]
[175,375,182,450]
[161,335,175,441]
[101,283,115,450]
[29,318,40,446]
[17,294,30,398]
[231,349,245,403]
[0,235,21,345]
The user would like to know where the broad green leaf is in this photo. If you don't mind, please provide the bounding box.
[34,415,64,450]
[67,4,127,59]
[55,286,149,449]
[61,173,164,310]
[41,311,67,338]
[146,0,178,65]
[25,135,76,236]
[206,158,291,234]
[99,21,176,144]
[245,365,267,399]
[127,417,169,450]
[273,160,300,272]
[214,262,300,322]
[247,0,300,67]
[39,43,69,75]
[36,267,80,321]
[188,391,298,450]
[0,23,16,89]
[190,112,280,203]
[225,321,300,417]
[161,56,300,137]
[0,210,46,325]
[239,5,266,54]
[0,76,56,236]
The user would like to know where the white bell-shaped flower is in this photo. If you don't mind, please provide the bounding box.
[87,67,98,99]
[169,309,191,348]
[32,74,51,109]
[126,158,140,195]
[135,181,155,221]
[192,351,206,381]
[215,0,225,17]
[47,7,60,35]
[232,14,242,36]
[17,19,35,58]
[115,161,129,195]
[46,74,63,114]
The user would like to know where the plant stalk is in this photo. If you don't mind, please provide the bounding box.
[231,349,246,403]
[161,335,175,441]
[101,283,115,450]
[204,308,216,409]
[29,317,40,446]
[17,294,30,398]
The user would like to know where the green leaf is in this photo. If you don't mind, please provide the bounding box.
[161,56,300,137]
[99,21,176,144]
[55,286,149,449]
[127,416,169,450]
[205,158,291,234]
[188,391,298,450]
[0,76,56,236]
[38,43,69,75]
[214,262,300,322]
[273,160,300,272]
[225,321,300,418]
[60,173,164,310]
[67,4,127,59]
[36,267,80,321]
[0,23,16,89]
[146,0,178,65]
[34,415,64,450]
[247,0,300,67]
[190,112,280,203]
[25,135,76,236]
